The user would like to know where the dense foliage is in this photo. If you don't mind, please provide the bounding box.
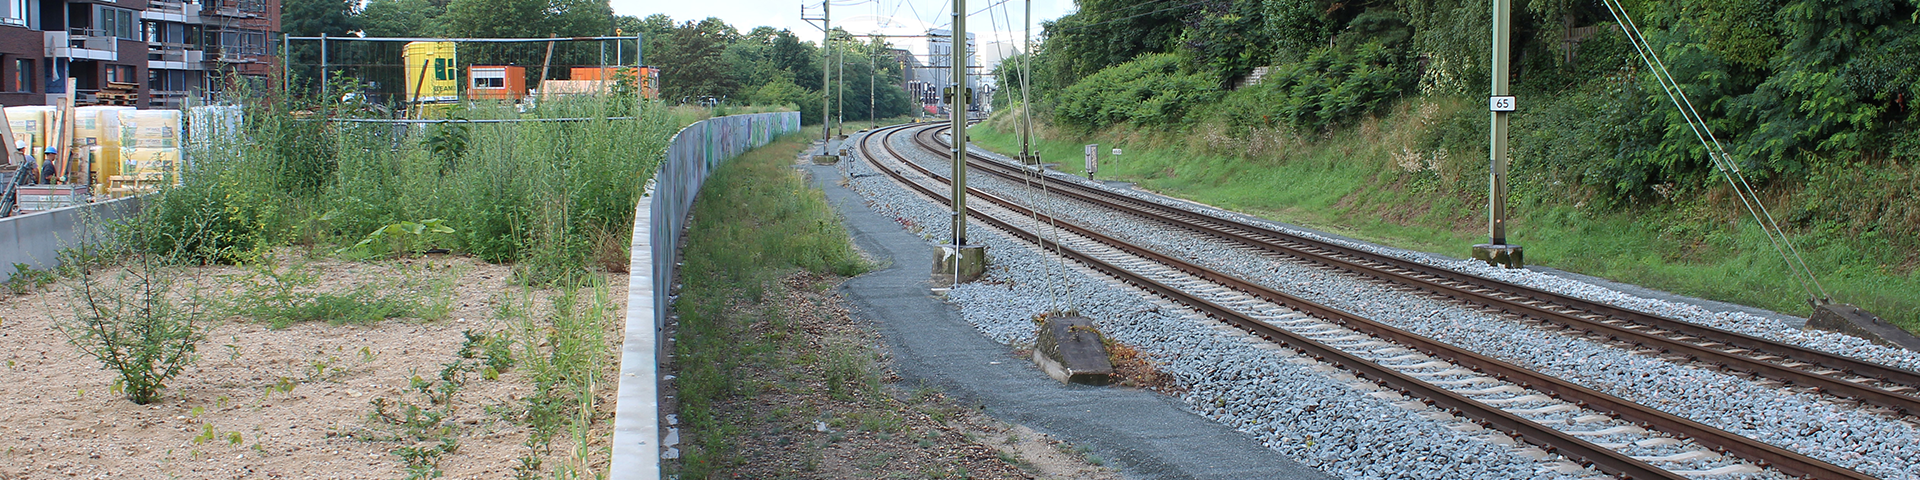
[632,16,914,123]
[279,4,913,124]
[1025,0,1920,201]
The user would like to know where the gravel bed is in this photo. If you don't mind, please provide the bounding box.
[934,137,1920,479]
[838,131,1592,480]
[963,141,1920,374]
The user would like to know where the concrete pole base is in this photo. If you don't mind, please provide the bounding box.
[1471,244,1525,269]
[1808,302,1920,351]
[931,244,988,284]
[1017,154,1041,165]
[1032,315,1114,386]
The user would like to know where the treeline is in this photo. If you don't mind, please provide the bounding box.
[280,1,914,123]
[1007,0,1920,203]
[629,15,915,123]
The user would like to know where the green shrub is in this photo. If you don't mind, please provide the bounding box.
[1209,41,1417,134]
[1055,53,1221,128]
[60,217,213,404]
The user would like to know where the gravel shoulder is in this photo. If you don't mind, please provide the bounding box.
[805,147,1335,480]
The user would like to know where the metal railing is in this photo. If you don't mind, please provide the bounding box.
[613,111,800,480]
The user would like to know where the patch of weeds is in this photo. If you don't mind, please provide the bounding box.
[504,281,614,478]
[459,329,515,379]
[823,341,879,401]
[395,437,459,480]
[3,263,55,295]
[225,256,451,328]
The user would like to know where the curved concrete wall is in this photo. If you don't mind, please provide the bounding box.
[612,111,801,479]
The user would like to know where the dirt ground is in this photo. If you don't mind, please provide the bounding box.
[666,272,1121,479]
[0,253,622,479]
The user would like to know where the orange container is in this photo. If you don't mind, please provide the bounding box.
[468,65,527,101]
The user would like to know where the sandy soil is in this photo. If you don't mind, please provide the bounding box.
[0,253,622,479]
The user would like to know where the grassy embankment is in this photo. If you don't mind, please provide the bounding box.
[972,102,1920,334]
[668,134,1050,478]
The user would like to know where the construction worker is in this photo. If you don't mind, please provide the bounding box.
[38,146,56,184]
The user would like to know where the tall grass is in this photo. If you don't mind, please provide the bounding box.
[139,85,679,284]
[669,133,868,477]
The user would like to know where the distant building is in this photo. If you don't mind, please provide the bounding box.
[0,0,280,108]
[922,28,979,115]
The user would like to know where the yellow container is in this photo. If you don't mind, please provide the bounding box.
[403,41,459,103]
[5,105,54,153]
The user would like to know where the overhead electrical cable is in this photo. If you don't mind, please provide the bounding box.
[1598,0,1828,302]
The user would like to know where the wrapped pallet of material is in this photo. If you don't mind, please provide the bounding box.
[187,105,243,147]
[89,145,117,189]
[76,106,135,147]
[120,146,182,181]
[118,109,183,149]
[78,107,135,184]
[4,105,54,153]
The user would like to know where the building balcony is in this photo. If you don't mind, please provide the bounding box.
[148,45,207,70]
[45,30,118,60]
[141,1,203,24]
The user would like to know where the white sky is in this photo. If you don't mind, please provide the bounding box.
[610,0,1078,71]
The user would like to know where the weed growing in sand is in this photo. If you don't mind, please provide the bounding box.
[504,281,613,479]
[3,263,55,295]
[59,211,214,405]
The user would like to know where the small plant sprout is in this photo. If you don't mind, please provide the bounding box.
[359,346,377,363]
[227,432,243,446]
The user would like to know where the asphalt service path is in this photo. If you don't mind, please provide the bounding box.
[802,157,1334,480]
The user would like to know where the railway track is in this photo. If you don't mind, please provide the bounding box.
[912,125,1920,418]
[851,122,1882,479]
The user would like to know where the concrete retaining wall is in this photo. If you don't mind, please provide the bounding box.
[611,111,801,479]
[0,196,142,283]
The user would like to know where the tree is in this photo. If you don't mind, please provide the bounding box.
[358,0,439,37]
[654,18,742,101]
[281,0,359,37]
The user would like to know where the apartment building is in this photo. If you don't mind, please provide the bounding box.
[0,0,277,108]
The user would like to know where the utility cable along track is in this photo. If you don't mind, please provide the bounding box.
[850,123,1880,480]
[915,125,1920,418]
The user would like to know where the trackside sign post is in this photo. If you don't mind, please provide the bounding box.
[1084,144,1097,179]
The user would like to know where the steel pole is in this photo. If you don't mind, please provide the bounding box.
[821,1,831,141]
[319,33,327,98]
[950,0,968,245]
[1488,0,1511,245]
[1020,0,1032,160]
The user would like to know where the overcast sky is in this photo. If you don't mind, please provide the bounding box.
[610,0,1079,69]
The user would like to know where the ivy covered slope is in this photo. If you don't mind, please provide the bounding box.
[987,0,1920,332]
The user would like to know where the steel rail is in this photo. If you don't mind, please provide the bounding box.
[920,126,1920,416]
[874,123,1880,480]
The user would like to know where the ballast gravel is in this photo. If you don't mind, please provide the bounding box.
[835,131,1593,480]
[930,139,1920,479]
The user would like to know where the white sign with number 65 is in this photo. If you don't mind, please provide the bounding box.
[1489,96,1516,112]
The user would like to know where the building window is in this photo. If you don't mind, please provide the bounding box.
[472,69,505,89]
[13,59,31,93]
[3,0,26,26]
[106,64,134,85]
[97,6,137,39]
